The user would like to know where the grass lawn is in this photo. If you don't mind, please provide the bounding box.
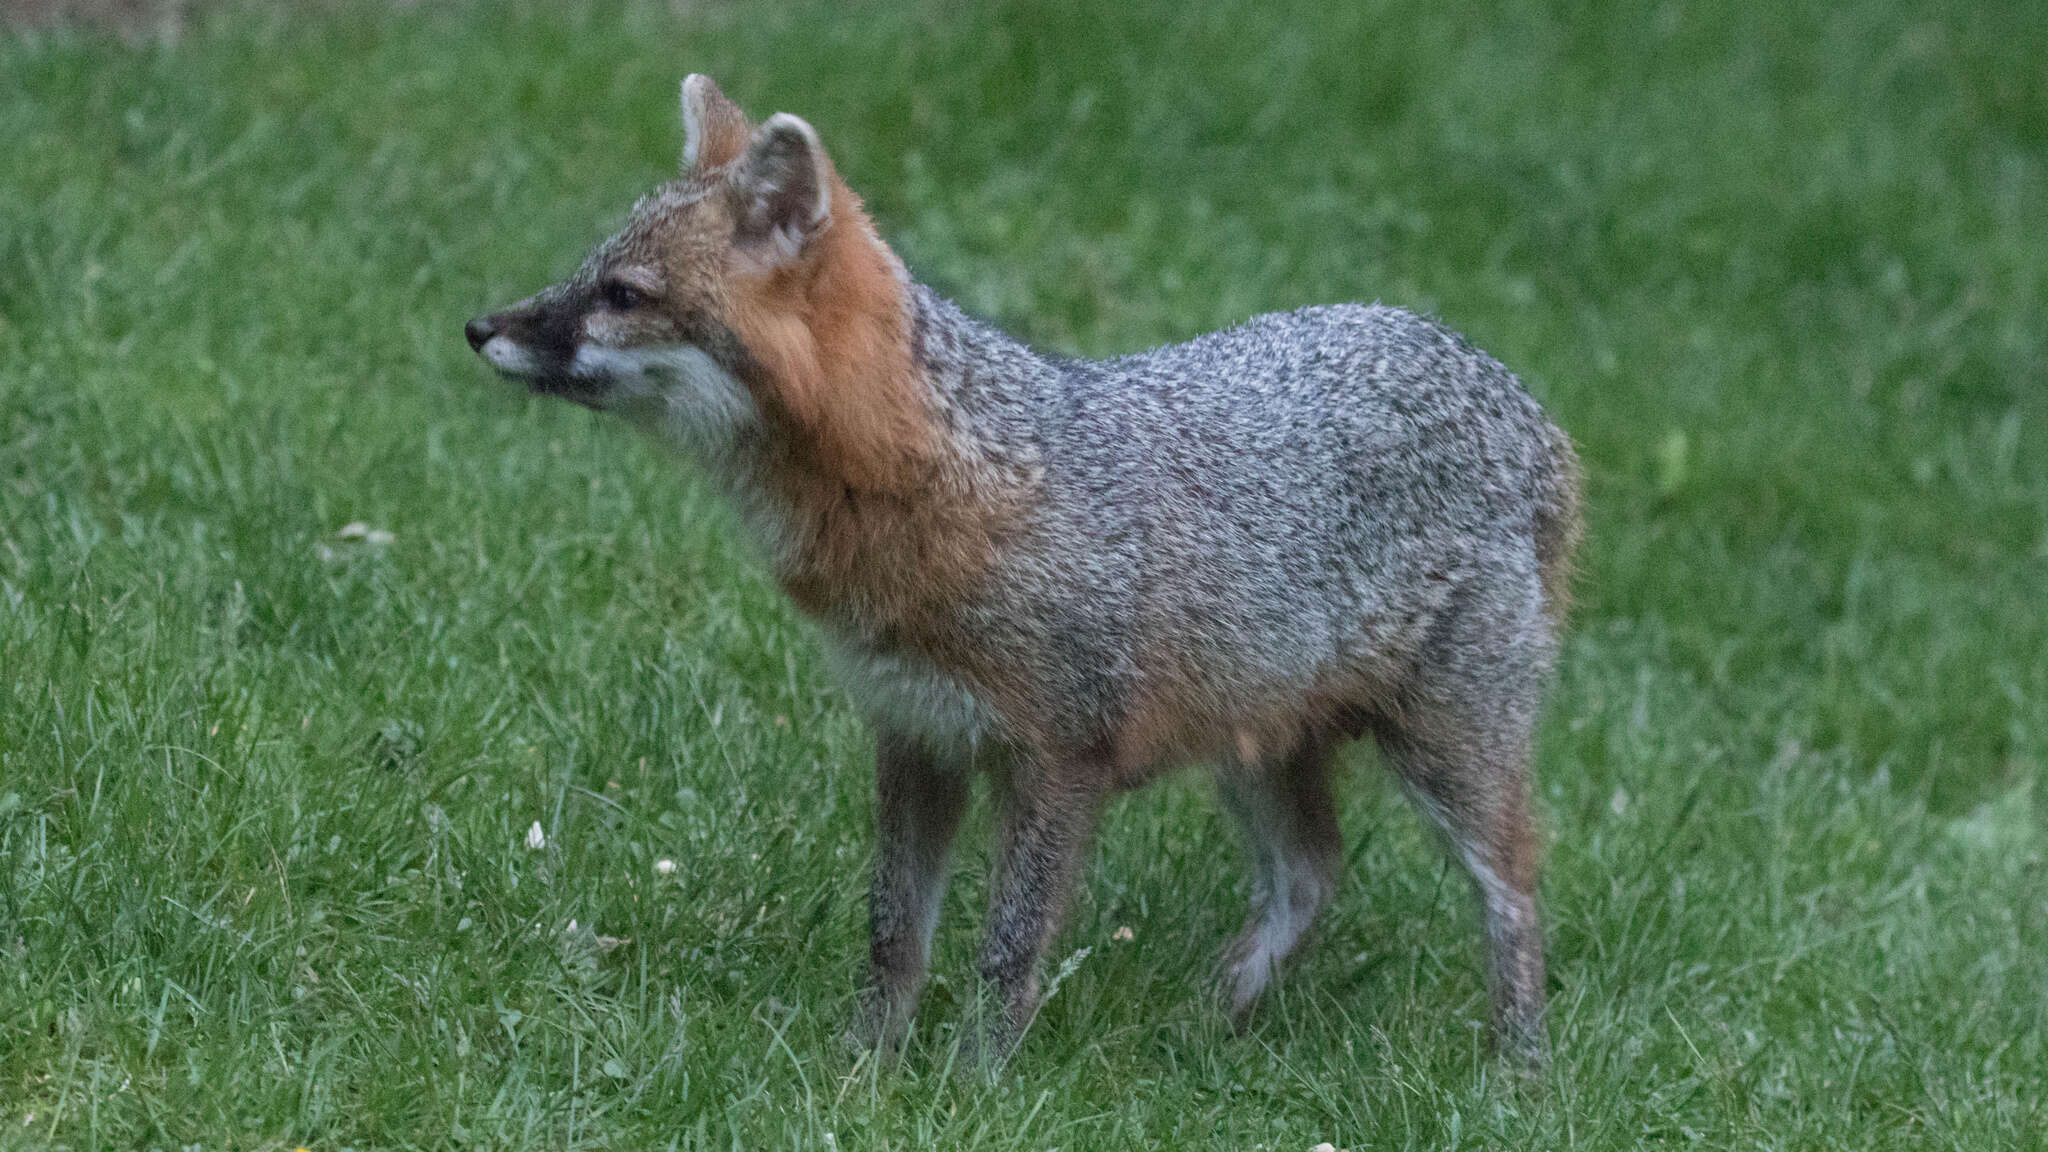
[3,0,2046,1147]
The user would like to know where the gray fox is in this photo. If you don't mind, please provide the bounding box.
[466,75,1582,1069]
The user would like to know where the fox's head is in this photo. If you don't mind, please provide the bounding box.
[467,76,929,491]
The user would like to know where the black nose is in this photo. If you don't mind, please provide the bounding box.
[464,316,496,352]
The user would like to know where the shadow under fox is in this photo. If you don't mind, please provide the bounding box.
[467,75,1583,1068]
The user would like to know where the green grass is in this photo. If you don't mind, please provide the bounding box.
[3,0,2046,1147]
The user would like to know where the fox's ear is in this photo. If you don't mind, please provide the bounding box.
[680,74,752,173]
[728,113,833,267]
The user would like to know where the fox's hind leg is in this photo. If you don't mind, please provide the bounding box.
[1380,723,1548,1068]
[1375,582,1555,1069]
[1215,732,1343,1020]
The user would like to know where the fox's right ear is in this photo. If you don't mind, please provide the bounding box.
[681,74,752,173]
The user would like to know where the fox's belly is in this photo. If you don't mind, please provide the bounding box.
[825,642,1004,765]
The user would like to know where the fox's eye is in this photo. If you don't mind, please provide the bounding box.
[600,279,648,312]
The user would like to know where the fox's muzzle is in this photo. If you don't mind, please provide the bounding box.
[463,308,543,378]
[463,315,496,352]
[464,301,609,409]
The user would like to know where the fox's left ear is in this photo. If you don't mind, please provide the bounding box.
[727,113,833,267]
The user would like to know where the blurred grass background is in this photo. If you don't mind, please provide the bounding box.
[2,0,2044,1148]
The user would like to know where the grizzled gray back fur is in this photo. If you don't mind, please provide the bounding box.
[875,285,1579,756]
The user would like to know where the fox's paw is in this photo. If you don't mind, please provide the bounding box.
[943,982,1024,1078]
[1217,917,1290,1028]
[1495,1019,1550,1081]
[846,989,915,1060]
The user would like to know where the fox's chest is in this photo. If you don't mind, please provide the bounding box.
[825,642,1005,764]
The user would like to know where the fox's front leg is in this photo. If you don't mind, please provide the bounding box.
[855,730,970,1052]
[971,758,1104,1062]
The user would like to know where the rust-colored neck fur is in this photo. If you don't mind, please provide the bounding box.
[723,182,1009,642]
[725,182,933,495]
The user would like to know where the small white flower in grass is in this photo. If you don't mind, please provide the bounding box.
[654,858,677,876]
[337,521,395,546]
[525,821,547,851]
[1113,925,1135,942]
[1311,1144,1338,1152]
